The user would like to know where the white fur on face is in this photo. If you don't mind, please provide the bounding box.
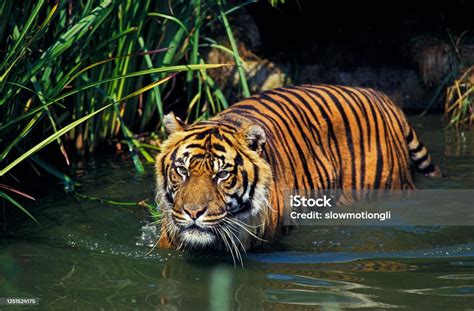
[180,228,216,247]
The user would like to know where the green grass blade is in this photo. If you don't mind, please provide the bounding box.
[0,112,43,161]
[0,63,227,131]
[96,27,138,51]
[137,37,164,120]
[0,73,176,176]
[0,0,45,75]
[148,12,189,35]
[0,192,40,225]
[28,3,58,46]
[0,0,114,105]
[217,0,250,97]
[65,48,169,86]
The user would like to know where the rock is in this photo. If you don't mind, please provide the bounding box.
[410,37,474,87]
[205,44,291,100]
[334,67,427,110]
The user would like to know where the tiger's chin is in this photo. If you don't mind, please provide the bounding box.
[179,227,216,248]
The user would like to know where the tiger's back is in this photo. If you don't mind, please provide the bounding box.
[218,84,440,192]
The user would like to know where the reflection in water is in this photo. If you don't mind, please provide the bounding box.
[265,288,396,309]
[261,261,417,309]
[209,266,233,311]
[437,274,474,280]
[403,286,474,297]
[0,116,474,309]
[444,128,474,157]
[265,272,394,309]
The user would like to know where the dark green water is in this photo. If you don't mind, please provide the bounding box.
[1,116,474,310]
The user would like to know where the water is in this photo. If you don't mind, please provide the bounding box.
[1,115,474,310]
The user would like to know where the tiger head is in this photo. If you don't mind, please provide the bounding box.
[155,113,273,252]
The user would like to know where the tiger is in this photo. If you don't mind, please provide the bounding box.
[155,84,442,258]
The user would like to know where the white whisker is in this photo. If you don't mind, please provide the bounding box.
[225,218,268,242]
[223,223,247,258]
[215,225,237,267]
[219,224,243,267]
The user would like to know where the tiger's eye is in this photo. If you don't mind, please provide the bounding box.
[216,170,230,181]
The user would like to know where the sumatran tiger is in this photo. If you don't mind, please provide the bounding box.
[155,85,442,259]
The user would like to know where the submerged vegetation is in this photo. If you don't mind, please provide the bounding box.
[0,0,256,219]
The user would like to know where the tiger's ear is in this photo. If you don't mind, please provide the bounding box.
[241,125,266,155]
[163,112,186,135]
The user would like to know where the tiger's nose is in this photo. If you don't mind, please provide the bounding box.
[183,205,207,220]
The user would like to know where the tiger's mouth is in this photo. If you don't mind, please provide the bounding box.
[178,224,216,247]
[169,201,258,250]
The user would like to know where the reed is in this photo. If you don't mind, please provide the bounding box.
[0,0,251,219]
[444,66,474,128]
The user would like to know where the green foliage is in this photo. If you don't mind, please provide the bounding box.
[444,66,473,128]
[269,0,286,7]
[0,0,250,220]
[0,184,38,224]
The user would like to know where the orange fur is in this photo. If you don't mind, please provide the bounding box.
[155,85,442,251]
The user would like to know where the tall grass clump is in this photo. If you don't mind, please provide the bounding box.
[0,0,252,219]
[444,65,473,128]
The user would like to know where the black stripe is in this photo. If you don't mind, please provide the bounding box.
[413,153,429,166]
[220,116,242,128]
[234,152,243,166]
[343,87,372,150]
[278,88,332,188]
[181,128,212,141]
[160,154,168,193]
[370,91,398,189]
[186,143,205,150]
[227,175,237,189]
[340,88,368,189]
[165,192,174,204]
[324,85,365,190]
[378,92,413,187]
[406,127,414,142]
[419,163,436,174]
[229,105,302,189]
[266,90,324,186]
[298,86,344,188]
[409,143,424,154]
[248,164,259,199]
[191,154,206,160]
[212,143,226,152]
[359,88,384,189]
[219,132,234,146]
[259,93,315,190]
[222,108,286,173]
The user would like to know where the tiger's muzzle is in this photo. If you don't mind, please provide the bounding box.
[172,205,228,247]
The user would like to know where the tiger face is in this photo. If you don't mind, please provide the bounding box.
[155,113,273,251]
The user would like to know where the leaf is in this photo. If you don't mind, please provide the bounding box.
[0,0,114,105]
[0,184,35,201]
[217,0,250,97]
[0,0,45,77]
[0,73,177,176]
[148,12,189,35]
[0,63,228,130]
[0,192,40,225]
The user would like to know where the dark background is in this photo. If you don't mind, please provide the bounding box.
[247,0,474,68]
